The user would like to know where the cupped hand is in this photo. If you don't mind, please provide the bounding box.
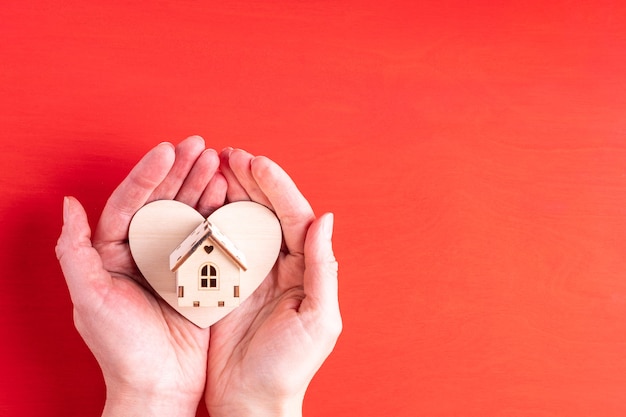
[205,149,342,417]
[56,136,226,417]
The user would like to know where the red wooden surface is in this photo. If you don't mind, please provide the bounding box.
[3,1,626,416]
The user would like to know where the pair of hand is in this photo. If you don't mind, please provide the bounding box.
[55,136,341,417]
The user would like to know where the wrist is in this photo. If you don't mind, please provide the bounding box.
[208,395,304,417]
[102,383,201,417]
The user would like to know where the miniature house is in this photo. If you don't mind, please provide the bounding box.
[175,243,241,308]
[169,219,247,308]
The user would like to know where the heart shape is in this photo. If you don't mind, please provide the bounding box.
[128,200,282,328]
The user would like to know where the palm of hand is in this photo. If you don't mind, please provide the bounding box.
[80,243,209,394]
[205,150,341,415]
[58,137,225,400]
[207,258,307,404]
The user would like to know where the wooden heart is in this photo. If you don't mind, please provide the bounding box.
[128,200,282,328]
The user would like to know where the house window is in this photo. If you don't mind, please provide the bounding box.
[199,263,219,290]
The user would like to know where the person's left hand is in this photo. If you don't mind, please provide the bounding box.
[56,136,225,417]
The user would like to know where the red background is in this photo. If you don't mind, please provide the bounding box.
[3,1,626,416]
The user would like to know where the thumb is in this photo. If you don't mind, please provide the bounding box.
[302,213,340,321]
[56,197,110,308]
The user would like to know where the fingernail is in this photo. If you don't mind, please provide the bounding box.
[324,213,334,239]
[63,196,69,223]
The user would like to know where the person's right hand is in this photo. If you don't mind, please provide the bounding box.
[205,149,342,417]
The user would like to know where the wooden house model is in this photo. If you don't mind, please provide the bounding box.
[169,218,248,308]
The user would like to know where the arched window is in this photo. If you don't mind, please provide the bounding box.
[199,263,219,289]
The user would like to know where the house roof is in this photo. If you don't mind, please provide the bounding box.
[169,218,248,272]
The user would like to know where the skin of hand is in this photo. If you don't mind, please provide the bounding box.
[205,149,342,417]
[55,136,227,417]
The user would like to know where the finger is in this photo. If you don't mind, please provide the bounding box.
[175,148,220,208]
[219,147,250,202]
[56,197,111,308]
[94,142,175,244]
[197,171,228,217]
[300,213,342,334]
[150,135,206,200]
[228,149,272,208]
[251,156,315,255]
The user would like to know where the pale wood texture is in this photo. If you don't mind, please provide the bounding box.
[128,200,282,328]
[176,243,241,308]
[170,218,249,272]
